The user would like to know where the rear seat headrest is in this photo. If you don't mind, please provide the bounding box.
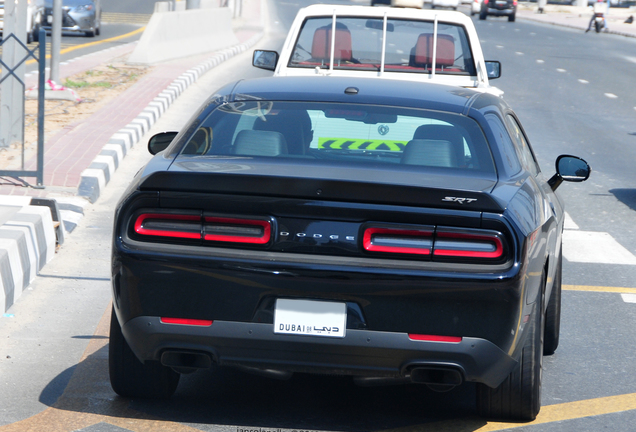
[401,139,458,167]
[414,33,455,67]
[311,23,353,61]
[232,130,288,157]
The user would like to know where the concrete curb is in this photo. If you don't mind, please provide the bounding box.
[77,30,264,204]
[0,196,57,313]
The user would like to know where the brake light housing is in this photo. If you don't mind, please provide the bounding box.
[362,224,507,263]
[131,210,273,246]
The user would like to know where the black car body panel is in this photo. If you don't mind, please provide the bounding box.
[111,77,582,403]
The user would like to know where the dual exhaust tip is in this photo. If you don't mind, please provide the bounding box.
[160,350,463,390]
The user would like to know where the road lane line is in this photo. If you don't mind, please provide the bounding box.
[578,79,589,84]
[563,285,636,294]
[25,27,146,66]
[557,68,566,72]
[621,294,636,303]
[604,93,618,99]
[536,59,544,63]
[563,231,636,265]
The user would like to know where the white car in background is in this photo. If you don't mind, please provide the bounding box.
[0,0,44,43]
[253,5,503,95]
[431,0,461,10]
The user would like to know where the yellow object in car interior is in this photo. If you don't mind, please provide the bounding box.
[318,138,407,151]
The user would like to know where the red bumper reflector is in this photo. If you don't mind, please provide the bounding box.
[160,317,213,326]
[408,334,462,343]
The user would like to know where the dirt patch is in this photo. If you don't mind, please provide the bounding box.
[0,62,150,171]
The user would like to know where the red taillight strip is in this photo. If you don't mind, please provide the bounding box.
[134,213,201,239]
[160,317,213,326]
[203,217,271,244]
[409,334,462,343]
[433,231,504,259]
[363,227,433,255]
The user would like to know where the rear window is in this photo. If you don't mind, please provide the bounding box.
[288,16,476,76]
[176,101,495,174]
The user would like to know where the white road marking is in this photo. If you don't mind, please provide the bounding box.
[563,231,636,265]
[605,93,618,99]
[530,32,536,36]
[624,56,636,64]
[516,52,524,55]
[557,68,567,73]
[621,294,636,303]
[564,212,579,230]
[537,59,545,63]
[496,45,504,49]
[579,79,589,84]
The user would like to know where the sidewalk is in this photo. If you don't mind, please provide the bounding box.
[0,0,265,313]
[518,2,636,37]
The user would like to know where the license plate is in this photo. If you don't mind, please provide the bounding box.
[47,15,52,24]
[274,299,346,338]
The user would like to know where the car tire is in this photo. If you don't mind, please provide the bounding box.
[109,308,180,398]
[544,250,562,355]
[476,273,544,421]
[508,13,516,22]
[479,11,487,19]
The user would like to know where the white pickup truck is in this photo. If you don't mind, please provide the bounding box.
[253,4,502,95]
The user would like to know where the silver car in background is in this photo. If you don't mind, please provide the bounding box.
[42,0,101,37]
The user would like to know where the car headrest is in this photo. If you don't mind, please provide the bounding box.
[232,130,288,157]
[401,139,458,167]
[311,24,353,61]
[253,110,312,155]
[414,33,455,67]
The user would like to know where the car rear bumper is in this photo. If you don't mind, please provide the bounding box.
[121,315,517,388]
[485,7,515,15]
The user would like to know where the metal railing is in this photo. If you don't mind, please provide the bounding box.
[0,27,45,188]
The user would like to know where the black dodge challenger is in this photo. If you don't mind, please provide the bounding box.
[109,76,590,421]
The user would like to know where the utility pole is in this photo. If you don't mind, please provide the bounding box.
[50,0,63,83]
[0,0,28,149]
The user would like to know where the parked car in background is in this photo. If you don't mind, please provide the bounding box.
[431,0,461,9]
[0,0,44,43]
[480,0,517,21]
[42,0,101,37]
[109,74,590,421]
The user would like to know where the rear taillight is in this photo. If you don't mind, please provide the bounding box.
[134,213,201,239]
[362,225,506,262]
[133,212,272,245]
[433,228,504,259]
[363,227,433,255]
[161,317,213,326]
[204,216,271,244]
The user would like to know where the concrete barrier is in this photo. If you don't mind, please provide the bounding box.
[128,7,239,65]
[0,197,57,312]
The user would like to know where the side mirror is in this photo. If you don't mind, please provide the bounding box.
[548,154,591,191]
[252,50,279,71]
[148,131,178,155]
[485,61,501,79]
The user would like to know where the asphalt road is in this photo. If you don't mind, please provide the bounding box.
[1,1,636,431]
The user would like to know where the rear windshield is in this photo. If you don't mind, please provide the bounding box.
[175,101,495,174]
[288,16,476,76]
